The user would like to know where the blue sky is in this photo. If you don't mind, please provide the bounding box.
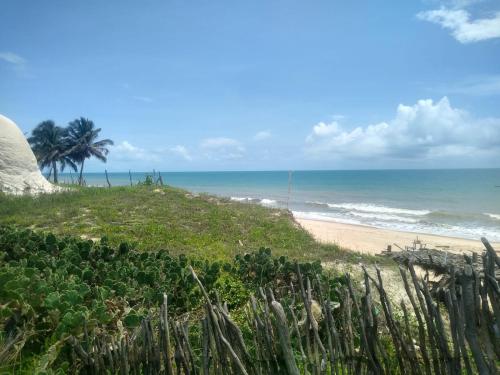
[1,0,499,171]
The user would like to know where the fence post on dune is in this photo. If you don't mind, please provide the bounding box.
[287,170,293,210]
[105,169,111,188]
[160,294,174,375]
[128,170,133,186]
[270,300,300,375]
[480,237,500,359]
[63,243,500,374]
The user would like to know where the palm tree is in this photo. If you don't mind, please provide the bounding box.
[28,120,77,183]
[67,117,114,185]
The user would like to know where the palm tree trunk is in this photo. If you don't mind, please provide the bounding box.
[79,159,85,186]
[52,161,58,183]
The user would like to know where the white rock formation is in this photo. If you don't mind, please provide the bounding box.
[0,114,59,195]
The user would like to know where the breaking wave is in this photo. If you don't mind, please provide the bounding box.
[230,196,277,207]
[230,196,500,241]
[485,213,500,221]
[325,202,431,216]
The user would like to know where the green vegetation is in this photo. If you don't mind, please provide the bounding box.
[0,225,333,372]
[27,121,77,184]
[28,117,113,185]
[0,185,369,263]
[66,118,113,185]
[1,188,497,373]
[0,185,384,372]
[3,222,497,374]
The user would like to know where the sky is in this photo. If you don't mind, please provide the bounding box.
[1,0,499,171]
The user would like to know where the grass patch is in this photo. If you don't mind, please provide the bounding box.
[0,185,378,264]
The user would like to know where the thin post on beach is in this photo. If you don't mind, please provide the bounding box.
[287,170,293,210]
[129,170,133,186]
[105,169,111,188]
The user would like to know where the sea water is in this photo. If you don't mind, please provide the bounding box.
[59,169,500,241]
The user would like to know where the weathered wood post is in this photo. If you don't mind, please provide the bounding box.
[270,300,300,375]
[105,169,111,188]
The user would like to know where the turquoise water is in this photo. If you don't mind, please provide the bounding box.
[59,169,500,241]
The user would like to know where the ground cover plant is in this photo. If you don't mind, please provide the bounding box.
[2,225,499,374]
[0,225,330,373]
[0,185,366,263]
[0,185,397,373]
[1,185,499,373]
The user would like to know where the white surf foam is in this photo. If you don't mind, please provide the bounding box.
[326,202,431,216]
[230,196,252,202]
[293,210,500,242]
[485,213,500,220]
[292,211,365,226]
[349,211,419,223]
[230,196,278,207]
[260,198,277,206]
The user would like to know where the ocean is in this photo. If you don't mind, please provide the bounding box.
[59,169,500,241]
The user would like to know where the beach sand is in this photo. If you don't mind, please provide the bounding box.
[296,218,500,255]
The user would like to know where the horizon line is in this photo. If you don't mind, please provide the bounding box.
[58,167,500,174]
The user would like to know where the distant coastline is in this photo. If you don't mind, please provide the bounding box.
[58,169,500,242]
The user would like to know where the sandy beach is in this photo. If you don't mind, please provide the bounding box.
[296,218,500,255]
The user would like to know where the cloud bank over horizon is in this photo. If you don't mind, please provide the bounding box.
[305,97,500,165]
[105,97,500,170]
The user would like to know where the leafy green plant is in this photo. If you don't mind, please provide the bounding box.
[213,273,250,309]
[138,174,154,186]
[0,225,335,372]
[233,247,322,290]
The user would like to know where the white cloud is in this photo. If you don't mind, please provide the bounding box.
[133,96,153,103]
[200,137,245,160]
[115,141,138,152]
[0,52,26,66]
[305,97,500,161]
[112,141,159,161]
[253,130,272,141]
[111,141,194,164]
[313,122,340,137]
[417,8,500,43]
[306,122,340,143]
[170,145,192,161]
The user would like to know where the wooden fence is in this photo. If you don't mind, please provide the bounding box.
[70,239,500,374]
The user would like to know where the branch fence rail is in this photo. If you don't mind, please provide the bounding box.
[70,239,499,374]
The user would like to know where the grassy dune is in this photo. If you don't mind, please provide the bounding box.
[0,185,373,263]
[0,185,395,373]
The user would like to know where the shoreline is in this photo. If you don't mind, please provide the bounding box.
[295,218,500,255]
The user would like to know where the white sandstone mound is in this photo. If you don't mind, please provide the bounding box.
[0,114,60,195]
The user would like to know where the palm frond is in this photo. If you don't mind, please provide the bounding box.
[89,148,107,162]
[93,138,114,147]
